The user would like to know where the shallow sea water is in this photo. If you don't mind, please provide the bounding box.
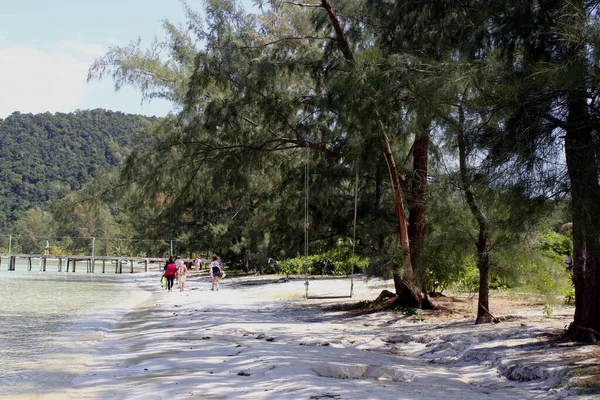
[0,260,151,398]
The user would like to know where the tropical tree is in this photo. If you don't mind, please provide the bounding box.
[90,0,389,274]
[471,0,600,340]
[13,208,54,254]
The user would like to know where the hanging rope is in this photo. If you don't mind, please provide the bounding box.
[350,161,359,297]
[304,144,310,299]
[303,151,359,299]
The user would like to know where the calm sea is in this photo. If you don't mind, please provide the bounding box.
[0,259,151,399]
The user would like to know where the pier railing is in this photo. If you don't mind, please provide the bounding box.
[0,254,203,273]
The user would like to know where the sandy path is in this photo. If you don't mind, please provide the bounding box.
[60,274,597,400]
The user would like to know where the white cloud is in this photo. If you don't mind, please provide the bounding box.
[0,41,172,118]
[0,43,91,117]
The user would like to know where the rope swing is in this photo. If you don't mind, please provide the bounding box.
[350,161,359,297]
[304,146,359,299]
[304,145,310,298]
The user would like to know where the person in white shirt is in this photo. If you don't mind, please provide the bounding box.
[176,259,188,292]
[564,251,573,272]
[209,256,224,291]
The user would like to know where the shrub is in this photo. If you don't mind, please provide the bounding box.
[275,250,368,276]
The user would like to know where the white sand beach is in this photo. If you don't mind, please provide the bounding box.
[17,273,599,400]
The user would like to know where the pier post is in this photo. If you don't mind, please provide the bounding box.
[102,259,106,273]
[73,259,77,273]
[9,256,15,271]
[130,260,134,273]
[58,257,62,272]
[28,257,32,271]
[66,258,70,273]
[145,259,149,272]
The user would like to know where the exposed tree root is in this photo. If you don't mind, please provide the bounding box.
[394,279,437,310]
[565,323,600,343]
[326,284,440,314]
[374,289,396,303]
[576,326,599,343]
[475,304,500,324]
[371,280,438,311]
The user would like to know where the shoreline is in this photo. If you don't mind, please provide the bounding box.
[12,273,597,399]
[4,274,153,400]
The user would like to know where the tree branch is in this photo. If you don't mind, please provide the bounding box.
[320,0,355,64]
[187,137,343,158]
[542,113,567,130]
[242,35,335,49]
[284,1,323,7]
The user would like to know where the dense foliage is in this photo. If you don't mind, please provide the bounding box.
[0,109,156,232]
[275,249,369,276]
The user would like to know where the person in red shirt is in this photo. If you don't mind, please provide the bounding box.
[163,259,177,292]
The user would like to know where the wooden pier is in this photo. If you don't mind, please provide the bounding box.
[0,254,185,273]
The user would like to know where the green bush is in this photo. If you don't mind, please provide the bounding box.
[453,257,479,292]
[275,250,368,276]
[539,230,572,256]
[427,253,477,294]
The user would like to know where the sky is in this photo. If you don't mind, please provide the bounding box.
[0,0,255,119]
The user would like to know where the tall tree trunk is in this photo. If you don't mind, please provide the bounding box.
[375,161,382,210]
[565,92,600,342]
[457,95,493,324]
[474,238,492,323]
[371,162,386,253]
[408,115,430,293]
[242,249,249,273]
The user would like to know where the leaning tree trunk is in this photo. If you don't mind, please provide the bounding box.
[565,92,600,342]
[382,134,413,283]
[318,0,414,284]
[318,0,431,307]
[457,96,493,324]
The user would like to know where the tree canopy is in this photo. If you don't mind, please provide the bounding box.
[0,109,156,233]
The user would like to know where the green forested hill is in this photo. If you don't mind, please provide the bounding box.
[0,109,156,232]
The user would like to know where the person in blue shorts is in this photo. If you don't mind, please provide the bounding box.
[209,256,224,291]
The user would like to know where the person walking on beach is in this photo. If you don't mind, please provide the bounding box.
[210,256,224,291]
[564,251,573,272]
[163,258,177,292]
[176,258,188,292]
